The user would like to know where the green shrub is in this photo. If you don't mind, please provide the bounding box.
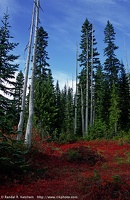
[62,146,106,166]
[58,132,77,144]
[112,174,122,182]
[89,120,107,140]
[126,152,130,163]
[0,133,29,175]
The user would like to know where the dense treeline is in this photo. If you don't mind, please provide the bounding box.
[0,12,130,144]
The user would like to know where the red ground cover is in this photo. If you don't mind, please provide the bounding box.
[0,139,130,200]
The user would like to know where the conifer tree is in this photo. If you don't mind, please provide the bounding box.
[60,85,74,138]
[78,18,100,137]
[55,80,62,136]
[104,21,120,87]
[13,71,24,124]
[34,26,50,122]
[65,87,74,134]
[34,70,57,137]
[74,44,78,135]
[94,63,104,121]
[109,82,120,137]
[60,85,68,134]
[35,26,49,79]
[34,25,57,138]
[0,13,19,96]
[76,84,82,136]
[0,13,19,133]
[118,62,130,130]
[103,20,121,125]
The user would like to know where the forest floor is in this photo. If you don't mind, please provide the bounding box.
[0,139,130,200]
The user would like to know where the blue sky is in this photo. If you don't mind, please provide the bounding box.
[0,0,130,90]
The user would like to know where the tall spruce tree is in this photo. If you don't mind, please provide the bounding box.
[103,20,121,125]
[88,63,108,139]
[78,18,100,137]
[104,21,120,87]
[34,26,58,138]
[35,26,49,79]
[34,26,50,117]
[118,62,130,130]
[0,13,19,133]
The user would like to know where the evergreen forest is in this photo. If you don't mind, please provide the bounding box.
[0,1,130,199]
[1,14,130,144]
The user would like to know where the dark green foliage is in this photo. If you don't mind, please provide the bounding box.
[35,26,49,79]
[13,70,24,124]
[0,13,128,143]
[75,85,82,136]
[80,174,130,199]
[0,13,19,134]
[89,119,107,140]
[34,26,58,138]
[104,20,120,87]
[34,26,51,136]
[102,20,130,138]
[50,83,76,141]
[23,85,30,129]
[0,13,19,95]
[94,63,105,121]
[62,146,105,166]
[54,80,63,136]
[0,135,49,184]
[109,82,120,136]
[72,19,130,140]
[0,133,29,175]
[78,18,100,69]
[103,20,120,125]
[0,96,15,134]
[61,86,74,134]
[118,62,130,130]
[58,132,77,144]
[34,70,57,137]
[77,18,100,136]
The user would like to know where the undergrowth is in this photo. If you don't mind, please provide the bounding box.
[61,146,106,166]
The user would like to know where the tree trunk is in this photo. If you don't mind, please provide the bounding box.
[74,44,78,135]
[25,0,39,147]
[17,2,35,140]
[81,85,85,135]
[85,30,89,137]
[124,36,130,93]
[90,25,94,127]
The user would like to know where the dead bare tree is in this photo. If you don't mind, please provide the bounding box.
[74,44,78,135]
[25,0,40,146]
[90,24,94,127]
[17,2,35,140]
[84,30,89,137]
